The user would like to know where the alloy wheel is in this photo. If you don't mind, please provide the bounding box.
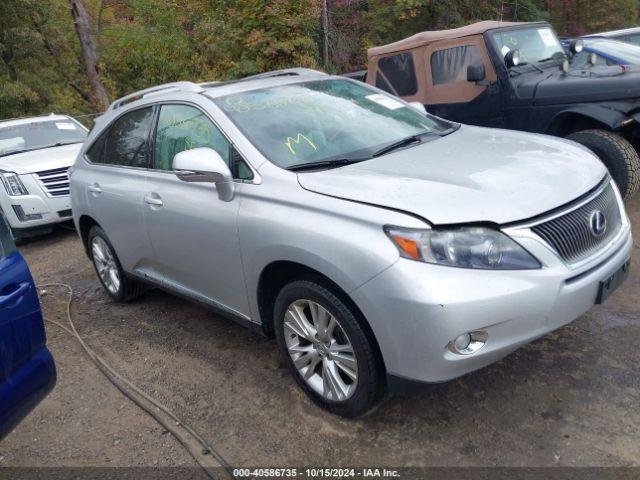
[284,299,358,401]
[91,236,121,295]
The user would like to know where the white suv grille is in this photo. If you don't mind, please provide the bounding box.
[35,167,70,197]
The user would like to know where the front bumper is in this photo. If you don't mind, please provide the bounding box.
[0,173,72,231]
[351,224,632,384]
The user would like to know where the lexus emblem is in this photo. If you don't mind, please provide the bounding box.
[590,210,607,238]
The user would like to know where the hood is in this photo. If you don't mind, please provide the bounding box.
[0,143,82,175]
[297,126,607,225]
[513,66,640,105]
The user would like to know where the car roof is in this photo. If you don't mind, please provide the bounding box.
[584,27,640,38]
[0,114,72,128]
[368,20,537,57]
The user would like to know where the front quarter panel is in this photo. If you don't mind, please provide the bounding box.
[238,162,427,323]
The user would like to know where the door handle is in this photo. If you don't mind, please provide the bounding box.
[0,282,30,308]
[144,194,163,207]
[88,184,102,194]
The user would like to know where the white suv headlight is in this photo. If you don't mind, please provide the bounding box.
[0,172,28,196]
[385,226,541,270]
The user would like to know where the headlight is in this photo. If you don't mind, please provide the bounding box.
[0,172,28,196]
[385,226,541,270]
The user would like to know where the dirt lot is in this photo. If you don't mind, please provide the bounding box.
[1,199,639,470]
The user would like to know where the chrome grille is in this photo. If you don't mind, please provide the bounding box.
[35,167,70,197]
[531,183,622,264]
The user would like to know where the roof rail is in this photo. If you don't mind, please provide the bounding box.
[108,81,205,111]
[241,68,325,81]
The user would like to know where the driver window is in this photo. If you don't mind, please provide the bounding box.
[431,45,482,85]
[154,104,231,171]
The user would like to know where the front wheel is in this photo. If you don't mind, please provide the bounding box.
[567,129,640,200]
[274,279,384,418]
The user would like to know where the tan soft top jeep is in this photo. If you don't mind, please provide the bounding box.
[351,20,640,199]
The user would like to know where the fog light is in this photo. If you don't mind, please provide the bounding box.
[448,331,488,355]
[12,205,42,222]
[453,333,471,351]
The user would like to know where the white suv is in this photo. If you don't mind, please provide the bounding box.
[0,114,88,242]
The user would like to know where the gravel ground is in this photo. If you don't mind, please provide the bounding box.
[1,199,639,469]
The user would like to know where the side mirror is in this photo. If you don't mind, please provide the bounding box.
[173,147,235,201]
[504,49,520,68]
[408,102,427,114]
[467,63,486,82]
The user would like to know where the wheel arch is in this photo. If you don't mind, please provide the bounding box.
[78,214,101,256]
[256,260,387,374]
[545,106,627,137]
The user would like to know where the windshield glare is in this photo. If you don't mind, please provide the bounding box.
[491,27,564,65]
[215,79,452,168]
[0,119,87,157]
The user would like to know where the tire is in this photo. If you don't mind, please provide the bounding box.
[88,226,145,302]
[567,129,640,200]
[274,279,384,418]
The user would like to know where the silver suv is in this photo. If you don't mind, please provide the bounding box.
[71,69,632,417]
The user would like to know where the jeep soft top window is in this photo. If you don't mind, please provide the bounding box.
[491,26,564,65]
[431,45,482,85]
[0,119,87,158]
[214,79,453,169]
[378,53,418,96]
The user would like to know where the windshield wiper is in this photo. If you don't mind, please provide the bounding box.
[371,130,438,158]
[287,157,370,172]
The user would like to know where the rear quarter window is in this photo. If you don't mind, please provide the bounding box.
[377,53,418,96]
[104,107,154,168]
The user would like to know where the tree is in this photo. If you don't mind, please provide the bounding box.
[69,0,109,111]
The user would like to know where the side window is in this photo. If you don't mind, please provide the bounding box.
[154,105,231,171]
[105,107,154,168]
[431,45,483,85]
[375,72,395,94]
[378,53,418,96]
[86,131,107,163]
[0,213,15,258]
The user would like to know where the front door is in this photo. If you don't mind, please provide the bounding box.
[143,103,250,319]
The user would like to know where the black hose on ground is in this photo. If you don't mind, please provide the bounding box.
[39,283,235,480]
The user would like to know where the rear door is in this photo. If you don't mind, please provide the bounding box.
[0,213,55,439]
[83,106,156,274]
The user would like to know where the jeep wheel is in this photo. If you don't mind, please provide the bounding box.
[567,129,640,200]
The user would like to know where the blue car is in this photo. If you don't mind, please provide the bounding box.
[584,27,640,47]
[0,213,55,440]
[563,37,640,68]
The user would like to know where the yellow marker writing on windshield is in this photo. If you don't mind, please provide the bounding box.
[284,134,317,155]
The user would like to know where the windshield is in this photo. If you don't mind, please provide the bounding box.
[491,26,564,65]
[588,39,640,64]
[0,119,87,157]
[214,79,452,168]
